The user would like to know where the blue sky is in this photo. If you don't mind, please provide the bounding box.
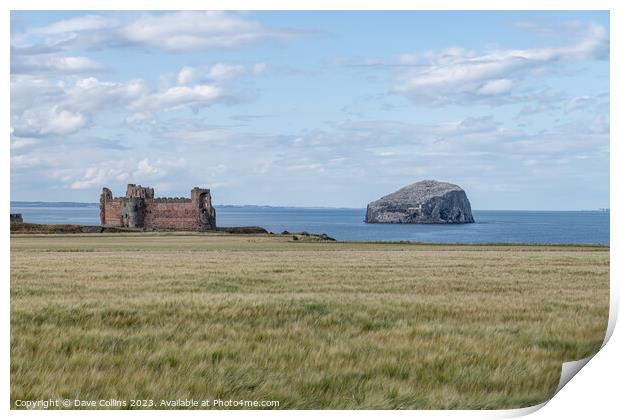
[10,11,609,209]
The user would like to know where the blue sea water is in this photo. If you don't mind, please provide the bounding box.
[10,202,609,245]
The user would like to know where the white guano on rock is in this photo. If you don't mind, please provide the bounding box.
[365,180,475,224]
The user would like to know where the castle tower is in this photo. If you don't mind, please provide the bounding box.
[99,187,113,225]
[192,187,216,230]
[119,197,146,228]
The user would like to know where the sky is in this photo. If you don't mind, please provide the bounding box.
[10,11,610,209]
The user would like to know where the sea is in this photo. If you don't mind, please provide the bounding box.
[10,202,610,245]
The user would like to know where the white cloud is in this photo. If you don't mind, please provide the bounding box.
[287,162,325,172]
[176,64,246,86]
[177,66,199,85]
[11,52,105,75]
[11,109,608,208]
[10,75,65,115]
[70,167,119,189]
[326,115,609,169]
[13,106,87,137]
[476,79,512,96]
[118,11,285,52]
[155,124,237,144]
[69,157,184,190]
[36,14,116,34]
[130,84,222,112]
[12,12,293,78]
[124,112,153,125]
[66,77,150,113]
[565,96,592,113]
[11,154,42,168]
[11,74,229,138]
[370,149,397,157]
[27,11,292,55]
[253,62,267,74]
[10,137,38,150]
[133,158,162,178]
[45,108,87,135]
[207,63,245,81]
[394,23,607,104]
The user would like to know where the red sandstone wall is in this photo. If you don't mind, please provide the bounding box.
[102,198,202,229]
[143,201,198,229]
[104,201,121,226]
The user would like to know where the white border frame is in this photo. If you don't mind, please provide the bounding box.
[3,1,616,419]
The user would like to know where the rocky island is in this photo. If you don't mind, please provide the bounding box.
[365,180,475,224]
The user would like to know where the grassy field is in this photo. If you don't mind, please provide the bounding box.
[10,232,609,409]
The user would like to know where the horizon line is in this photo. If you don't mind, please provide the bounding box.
[9,200,610,212]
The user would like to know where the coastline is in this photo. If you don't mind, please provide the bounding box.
[9,223,609,248]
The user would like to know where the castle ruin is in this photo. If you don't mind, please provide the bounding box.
[100,184,216,230]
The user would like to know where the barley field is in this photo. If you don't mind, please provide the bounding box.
[10,232,609,409]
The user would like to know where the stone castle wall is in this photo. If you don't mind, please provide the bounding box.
[103,200,122,226]
[100,184,216,230]
[143,201,197,229]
